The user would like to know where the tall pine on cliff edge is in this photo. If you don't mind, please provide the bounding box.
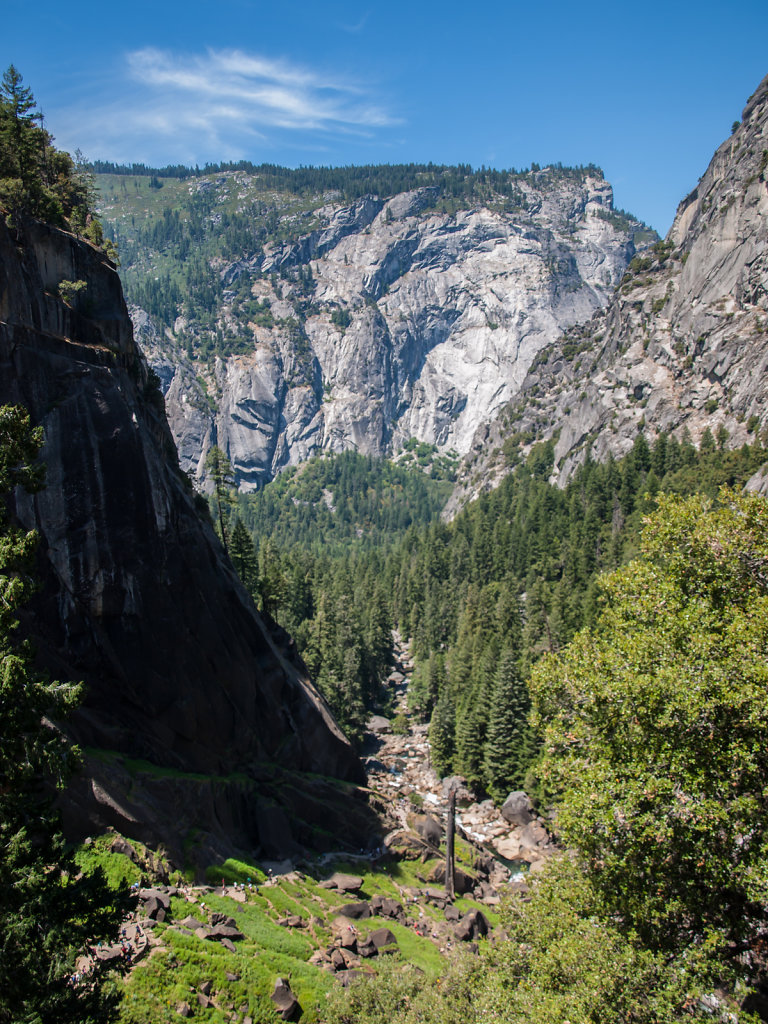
[0,406,129,1024]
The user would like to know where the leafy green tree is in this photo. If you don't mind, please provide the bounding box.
[531,488,768,954]
[478,858,720,1024]
[0,406,129,1023]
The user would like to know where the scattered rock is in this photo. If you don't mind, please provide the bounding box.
[321,873,364,892]
[176,1001,192,1018]
[369,927,398,951]
[338,902,371,920]
[179,916,205,930]
[409,814,442,848]
[271,978,301,1021]
[426,861,475,895]
[493,836,521,860]
[454,909,489,942]
[210,913,237,928]
[369,895,405,921]
[220,938,237,953]
[519,820,550,851]
[109,836,138,862]
[206,924,245,941]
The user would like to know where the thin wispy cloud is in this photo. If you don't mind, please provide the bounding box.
[51,46,398,165]
[339,12,371,34]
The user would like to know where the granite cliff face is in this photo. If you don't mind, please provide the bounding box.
[449,73,768,509]
[0,215,372,864]
[133,172,647,490]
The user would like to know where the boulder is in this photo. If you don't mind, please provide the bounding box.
[338,924,357,949]
[493,836,522,860]
[426,861,475,895]
[220,937,237,953]
[370,895,405,921]
[210,913,237,928]
[369,927,398,951]
[410,814,442,848]
[176,1002,192,1018]
[321,873,364,893]
[454,909,489,942]
[441,776,473,804]
[338,902,371,920]
[109,836,138,862]
[277,916,304,929]
[519,819,550,850]
[271,978,301,1021]
[179,916,205,930]
[139,888,171,909]
[501,791,534,827]
[142,897,167,922]
[206,924,244,941]
[367,715,392,734]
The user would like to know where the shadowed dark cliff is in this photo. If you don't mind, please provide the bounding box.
[0,215,374,866]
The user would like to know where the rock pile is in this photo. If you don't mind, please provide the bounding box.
[364,633,557,879]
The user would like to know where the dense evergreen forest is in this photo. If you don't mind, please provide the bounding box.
[91,158,602,202]
[216,430,768,785]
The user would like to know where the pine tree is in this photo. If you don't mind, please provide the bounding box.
[429,688,455,778]
[0,406,129,1023]
[483,648,531,802]
[229,517,258,597]
[205,445,235,552]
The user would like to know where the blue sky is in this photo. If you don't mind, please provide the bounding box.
[3,0,767,234]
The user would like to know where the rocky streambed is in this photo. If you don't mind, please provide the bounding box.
[363,633,557,887]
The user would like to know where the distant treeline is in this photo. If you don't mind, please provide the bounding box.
[89,159,605,200]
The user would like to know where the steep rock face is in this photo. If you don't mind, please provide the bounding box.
[449,74,768,509]
[141,175,644,490]
[0,216,369,862]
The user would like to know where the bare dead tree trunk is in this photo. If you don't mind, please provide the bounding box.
[445,786,456,900]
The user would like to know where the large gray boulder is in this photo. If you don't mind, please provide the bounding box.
[271,978,301,1021]
[501,791,534,827]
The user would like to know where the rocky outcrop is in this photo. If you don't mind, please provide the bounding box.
[136,174,647,490]
[0,214,374,863]
[450,73,768,508]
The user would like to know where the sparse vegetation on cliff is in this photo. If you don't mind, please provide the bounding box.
[0,65,116,259]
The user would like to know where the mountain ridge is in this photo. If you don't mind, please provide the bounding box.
[446,72,768,512]
[96,164,652,490]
